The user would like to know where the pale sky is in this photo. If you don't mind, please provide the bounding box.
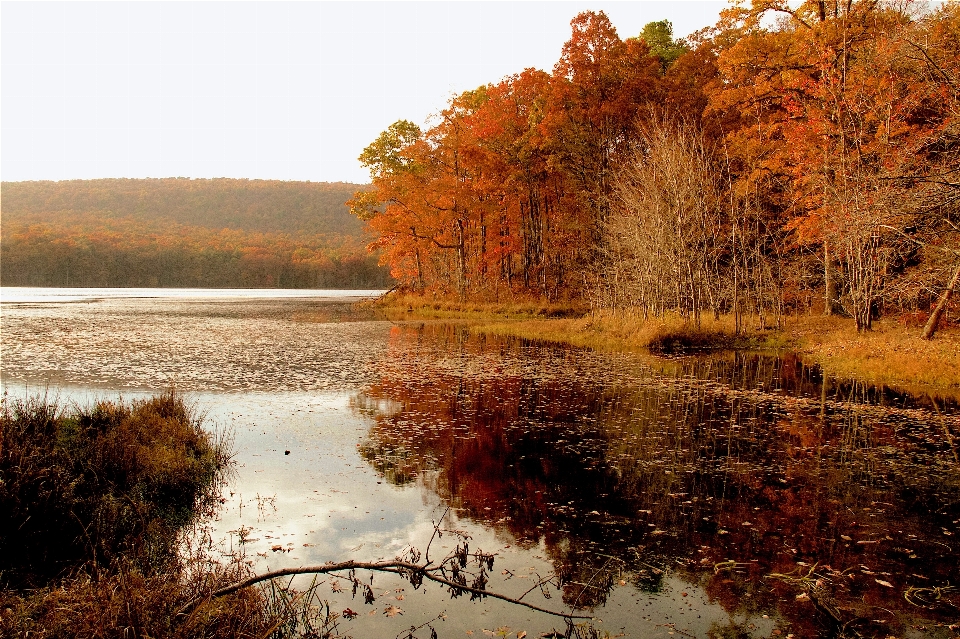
[2,1,726,185]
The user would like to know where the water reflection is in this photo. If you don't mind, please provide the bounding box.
[356,324,960,637]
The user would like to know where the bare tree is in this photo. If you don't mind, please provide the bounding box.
[603,118,724,324]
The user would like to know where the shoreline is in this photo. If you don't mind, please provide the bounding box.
[370,296,960,400]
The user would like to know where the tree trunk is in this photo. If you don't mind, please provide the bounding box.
[415,248,424,291]
[922,264,960,340]
[824,241,840,316]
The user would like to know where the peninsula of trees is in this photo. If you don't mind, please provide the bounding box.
[1,178,392,289]
[352,1,960,336]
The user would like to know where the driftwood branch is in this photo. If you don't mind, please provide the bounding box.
[176,559,592,620]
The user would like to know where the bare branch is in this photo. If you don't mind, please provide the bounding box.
[176,559,591,620]
[903,38,959,94]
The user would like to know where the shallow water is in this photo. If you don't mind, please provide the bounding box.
[2,292,958,638]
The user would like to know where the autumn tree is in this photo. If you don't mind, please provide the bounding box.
[354,12,667,301]
[546,12,663,267]
[710,0,957,331]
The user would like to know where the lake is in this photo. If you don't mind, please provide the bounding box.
[2,288,958,638]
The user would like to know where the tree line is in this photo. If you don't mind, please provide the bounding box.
[1,179,393,289]
[352,1,960,334]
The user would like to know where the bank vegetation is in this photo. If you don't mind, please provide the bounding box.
[353,1,960,354]
[0,392,281,638]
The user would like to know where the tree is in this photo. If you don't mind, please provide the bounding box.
[711,0,957,331]
[547,12,663,268]
[604,118,724,323]
[639,20,688,70]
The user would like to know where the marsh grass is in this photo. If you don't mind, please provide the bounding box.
[470,311,786,353]
[0,390,231,586]
[379,292,960,392]
[785,315,960,392]
[0,391,308,639]
[0,553,273,639]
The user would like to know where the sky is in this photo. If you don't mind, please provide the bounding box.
[2,1,726,185]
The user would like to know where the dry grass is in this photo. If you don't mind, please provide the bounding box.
[378,293,960,393]
[786,315,960,394]
[470,311,787,353]
[364,292,585,321]
[0,557,274,639]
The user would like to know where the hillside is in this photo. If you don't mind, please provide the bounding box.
[1,178,368,236]
[0,178,392,289]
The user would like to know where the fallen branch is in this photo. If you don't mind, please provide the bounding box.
[176,559,591,620]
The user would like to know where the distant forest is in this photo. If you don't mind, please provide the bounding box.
[1,179,393,289]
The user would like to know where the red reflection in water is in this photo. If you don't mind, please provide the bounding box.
[355,324,960,636]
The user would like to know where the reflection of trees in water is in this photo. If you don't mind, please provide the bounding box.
[354,325,960,630]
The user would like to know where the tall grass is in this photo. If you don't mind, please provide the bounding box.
[0,391,301,638]
[0,390,231,586]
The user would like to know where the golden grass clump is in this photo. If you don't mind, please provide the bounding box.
[0,390,231,586]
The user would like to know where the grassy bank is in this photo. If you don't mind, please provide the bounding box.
[785,315,960,392]
[375,295,960,393]
[0,391,231,585]
[0,392,296,638]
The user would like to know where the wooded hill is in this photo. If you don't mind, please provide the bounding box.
[1,179,393,289]
[352,3,960,335]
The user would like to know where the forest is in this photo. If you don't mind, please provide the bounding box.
[351,0,960,336]
[1,179,392,289]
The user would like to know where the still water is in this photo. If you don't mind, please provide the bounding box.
[1,289,958,638]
